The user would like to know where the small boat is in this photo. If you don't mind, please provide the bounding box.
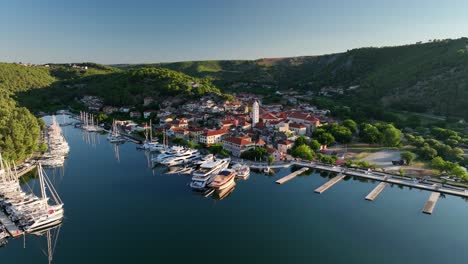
[263,167,273,174]
[232,163,250,180]
[208,169,236,190]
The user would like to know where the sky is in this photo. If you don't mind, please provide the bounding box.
[2,0,468,64]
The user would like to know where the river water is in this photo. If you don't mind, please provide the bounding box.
[2,115,468,263]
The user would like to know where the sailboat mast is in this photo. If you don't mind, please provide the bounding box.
[149,119,153,142]
[38,164,48,202]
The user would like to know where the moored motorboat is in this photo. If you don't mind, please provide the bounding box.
[232,163,250,180]
[190,158,230,190]
[208,169,236,190]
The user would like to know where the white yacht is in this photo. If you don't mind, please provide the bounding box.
[152,147,195,163]
[194,154,214,166]
[160,151,201,166]
[190,158,230,190]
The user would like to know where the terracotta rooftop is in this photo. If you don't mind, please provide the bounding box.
[223,136,253,146]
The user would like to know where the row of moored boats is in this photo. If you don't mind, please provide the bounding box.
[38,116,70,167]
[150,145,250,193]
[0,153,64,245]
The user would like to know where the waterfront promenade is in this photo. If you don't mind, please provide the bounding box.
[233,158,468,199]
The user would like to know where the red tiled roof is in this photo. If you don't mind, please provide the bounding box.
[223,136,253,146]
[261,112,278,120]
[305,116,320,122]
[278,140,293,145]
[220,120,234,125]
[256,139,266,145]
[289,122,306,129]
[204,129,229,137]
[288,112,310,120]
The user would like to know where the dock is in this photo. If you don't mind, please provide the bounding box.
[365,182,388,201]
[275,167,309,184]
[314,174,346,194]
[0,211,23,237]
[16,164,37,178]
[422,192,441,214]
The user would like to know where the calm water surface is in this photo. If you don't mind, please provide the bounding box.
[2,115,468,263]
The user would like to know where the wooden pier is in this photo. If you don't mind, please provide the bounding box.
[365,182,388,201]
[422,192,441,214]
[0,211,23,237]
[314,174,346,194]
[275,167,309,184]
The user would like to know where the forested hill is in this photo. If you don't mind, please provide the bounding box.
[115,38,468,119]
[17,67,225,111]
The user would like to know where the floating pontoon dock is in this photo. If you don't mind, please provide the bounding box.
[365,182,388,201]
[314,174,346,194]
[275,167,309,184]
[422,192,441,214]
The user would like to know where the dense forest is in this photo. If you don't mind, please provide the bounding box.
[0,92,41,161]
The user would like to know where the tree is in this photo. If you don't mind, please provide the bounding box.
[38,142,48,153]
[450,166,467,178]
[359,123,382,144]
[380,124,402,147]
[318,132,335,146]
[240,147,267,161]
[294,136,308,147]
[291,145,314,160]
[268,155,275,165]
[343,119,357,133]
[400,151,416,165]
[431,157,446,172]
[419,144,438,160]
[309,139,321,152]
[330,125,352,143]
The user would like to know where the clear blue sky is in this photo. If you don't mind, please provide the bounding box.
[2,0,468,64]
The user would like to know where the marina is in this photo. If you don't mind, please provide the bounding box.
[422,192,441,214]
[365,182,389,201]
[2,115,468,264]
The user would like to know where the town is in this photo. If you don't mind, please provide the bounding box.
[78,91,331,162]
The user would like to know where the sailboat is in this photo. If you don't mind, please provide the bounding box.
[107,120,125,143]
[138,120,163,151]
[22,163,64,233]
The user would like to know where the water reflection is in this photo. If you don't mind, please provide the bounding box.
[212,182,236,201]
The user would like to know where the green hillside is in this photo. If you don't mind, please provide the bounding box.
[0,63,56,94]
[115,38,468,118]
[16,67,224,112]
